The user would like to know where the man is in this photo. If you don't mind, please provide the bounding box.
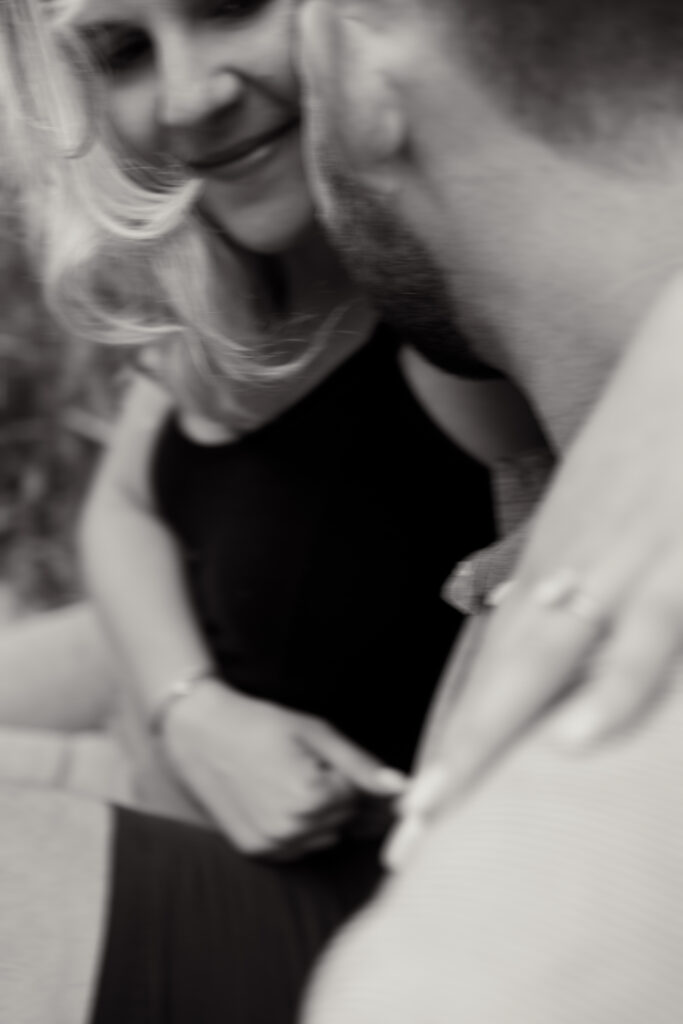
[297,0,683,1019]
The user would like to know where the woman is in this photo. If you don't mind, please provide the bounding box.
[0,0,542,1020]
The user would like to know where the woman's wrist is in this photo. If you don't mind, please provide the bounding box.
[147,664,218,736]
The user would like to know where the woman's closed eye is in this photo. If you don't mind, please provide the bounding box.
[204,0,273,21]
[80,24,152,77]
[78,0,273,74]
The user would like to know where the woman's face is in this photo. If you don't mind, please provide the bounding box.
[72,0,312,254]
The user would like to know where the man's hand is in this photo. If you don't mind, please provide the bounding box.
[163,679,406,860]
[389,274,683,865]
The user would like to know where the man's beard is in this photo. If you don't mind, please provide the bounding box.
[316,149,497,378]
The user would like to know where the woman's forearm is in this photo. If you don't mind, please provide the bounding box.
[79,375,216,723]
[80,483,213,722]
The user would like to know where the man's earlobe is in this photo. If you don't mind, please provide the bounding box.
[348,74,408,192]
[368,99,406,165]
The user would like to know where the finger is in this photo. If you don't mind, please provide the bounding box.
[382,813,426,873]
[413,576,606,813]
[382,766,448,872]
[310,762,358,808]
[550,568,683,747]
[264,830,340,863]
[304,723,408,797]
[285,752,357,822]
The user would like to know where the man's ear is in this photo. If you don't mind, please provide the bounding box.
[299,1,407,180]
[337,21,408,176]
[360,82,406,169]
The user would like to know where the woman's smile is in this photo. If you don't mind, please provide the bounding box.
[72,0,311,252]
[184,117,301,184]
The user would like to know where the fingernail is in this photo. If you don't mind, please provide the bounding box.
[551,705,602,748]
[401,764,447,818]
[381,815,425,872]
[374,767,410,796]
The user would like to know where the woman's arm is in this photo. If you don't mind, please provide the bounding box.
[80,373,215,821]
[79,374,214,720]
[81,373,401,848]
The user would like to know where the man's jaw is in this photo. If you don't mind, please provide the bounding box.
[310,144,498,377]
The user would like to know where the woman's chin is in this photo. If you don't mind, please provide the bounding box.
[203,191,316,257]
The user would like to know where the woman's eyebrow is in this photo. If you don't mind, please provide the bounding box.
[73,19,144,57]
[74,20,131,41]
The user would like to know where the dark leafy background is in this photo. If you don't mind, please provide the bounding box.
[0,185,126,615]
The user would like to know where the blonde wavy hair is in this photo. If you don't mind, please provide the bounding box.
[0,0,321,417]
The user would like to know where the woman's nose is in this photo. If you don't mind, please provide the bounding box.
[159,71,244,130]
[156,34,245,130]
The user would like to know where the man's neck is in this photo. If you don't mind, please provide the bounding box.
[443,260,677,453]
[505,327,616,453]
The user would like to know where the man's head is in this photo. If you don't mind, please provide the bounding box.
[299,0,683,436]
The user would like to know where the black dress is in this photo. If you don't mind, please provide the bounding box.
[91,325,495,1024]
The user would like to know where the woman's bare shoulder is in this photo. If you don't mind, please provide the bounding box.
[398,346,547,465]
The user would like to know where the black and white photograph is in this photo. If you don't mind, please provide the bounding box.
[0,1,682,1021]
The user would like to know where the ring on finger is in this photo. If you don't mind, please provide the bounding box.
[532,567,607,630]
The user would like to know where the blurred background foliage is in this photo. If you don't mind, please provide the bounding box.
[0,182,127,615]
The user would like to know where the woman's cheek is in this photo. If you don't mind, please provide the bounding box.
[106,80,161,164]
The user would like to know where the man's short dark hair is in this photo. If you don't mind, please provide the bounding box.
[449,0,683,146]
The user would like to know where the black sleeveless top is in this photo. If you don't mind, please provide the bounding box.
[152,324,495,772]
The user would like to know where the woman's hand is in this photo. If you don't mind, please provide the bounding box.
[163,678,406,859]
